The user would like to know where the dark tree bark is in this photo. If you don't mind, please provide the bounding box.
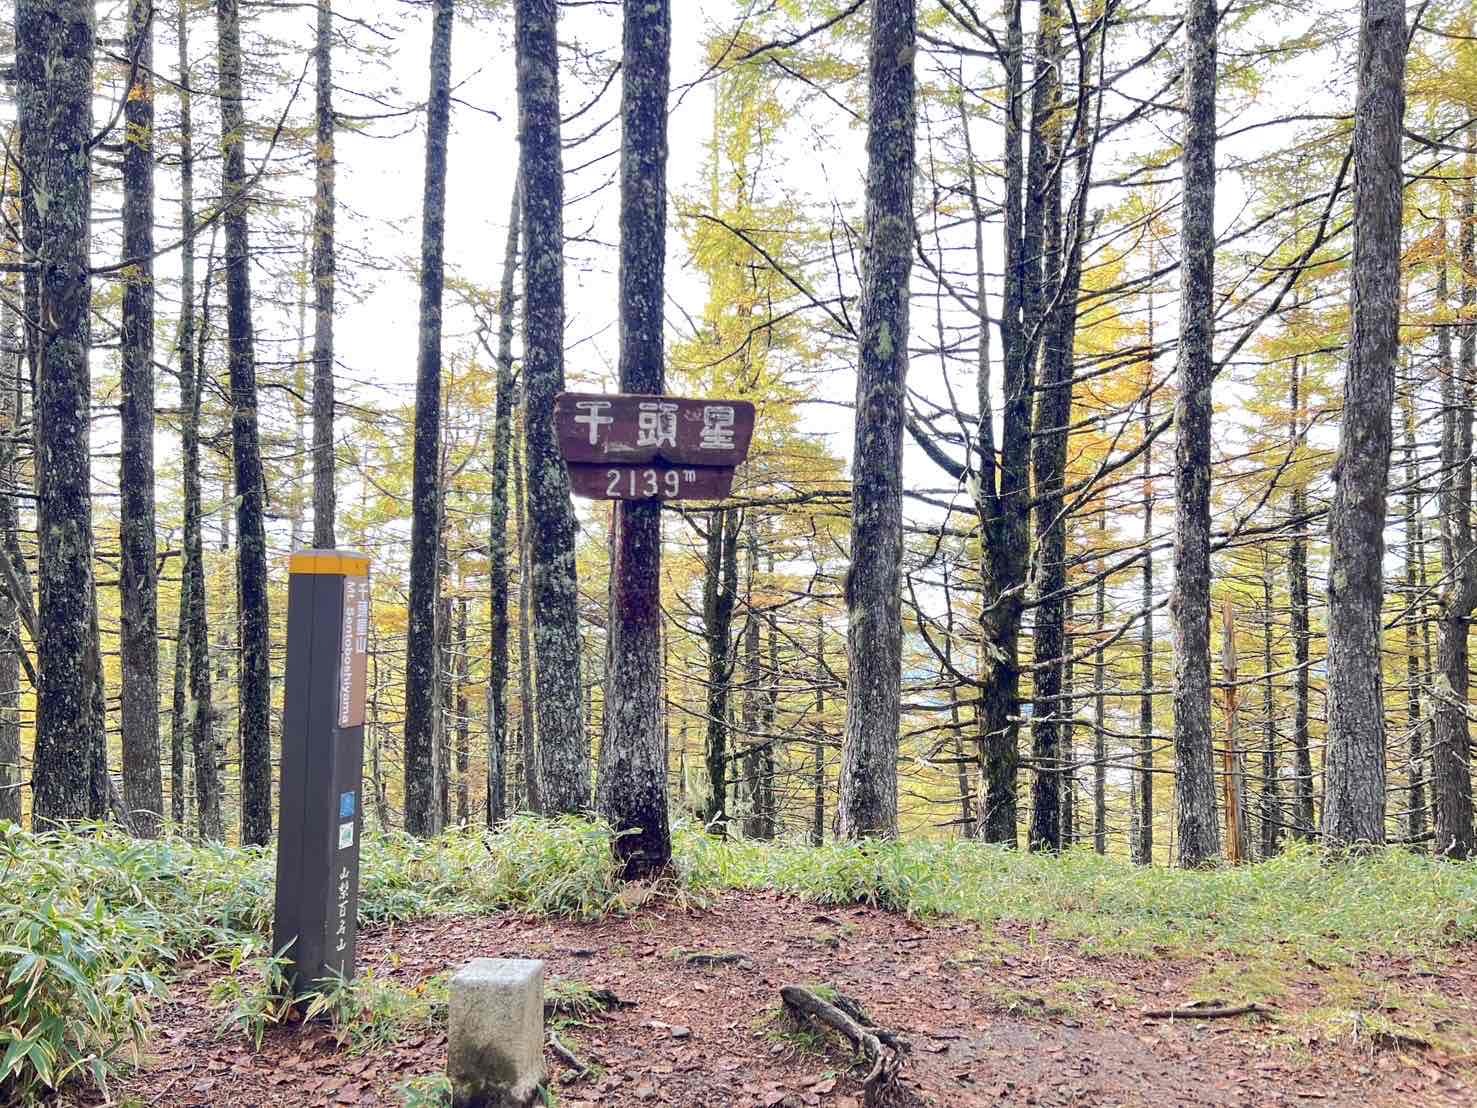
[701,508,739,832]
[836,0,914,839]
[120,0,163,837]
[1323,0,1407,849]
[0,295,22,827]
[1287,356,1315,840]
[215,0,272,845]
[513,410,540,812]
[1259,552,1281,859]
[1400,386,1427,846]
[18,0,102,826]
[1026,0,1066,852]
[973,0,1036,846]
[486,183,520,828]
[514,0,587,815]
[1136,347,1155,865]
[455,597,469,825]
[402,0,454,838]
[311,0,337,548]
[598,0,673,875]
[1094,517,1108,855]
[179,19,221,838]
[812,613,827,846]
[1169,0,1221,867]
[1434,166,1475,859]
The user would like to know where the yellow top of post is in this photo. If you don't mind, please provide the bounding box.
[288,550,371,578]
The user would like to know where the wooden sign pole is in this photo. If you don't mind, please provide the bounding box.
[273,550,371,993]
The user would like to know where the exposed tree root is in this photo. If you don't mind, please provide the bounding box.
[684,950,747,967]
[547,1029,592,1083]
[1143,1001,1271,1020]
[780,984,909,1105]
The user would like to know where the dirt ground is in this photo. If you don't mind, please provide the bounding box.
[96,890,1476,1107]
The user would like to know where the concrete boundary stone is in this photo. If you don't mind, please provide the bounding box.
[447,958,545,1108]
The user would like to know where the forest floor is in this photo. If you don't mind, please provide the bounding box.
[95,888,1477,1108]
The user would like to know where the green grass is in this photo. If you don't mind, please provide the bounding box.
[3,815,1476,1103]
[680,831,1477,957]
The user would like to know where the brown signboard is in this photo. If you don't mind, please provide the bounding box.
[567,462,736,501]
[338,575,370,729]
[555,392,756,466]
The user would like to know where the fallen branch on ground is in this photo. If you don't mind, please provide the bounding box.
[1143,1002,1271,1019]
[780,984,908,1103]
[683,950,747,967]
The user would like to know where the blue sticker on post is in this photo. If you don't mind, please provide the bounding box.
[340,791,356,820]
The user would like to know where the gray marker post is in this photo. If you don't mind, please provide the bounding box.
[272,550,371,994]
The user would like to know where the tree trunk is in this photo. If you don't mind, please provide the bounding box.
[402,0,454,838]
[513,413,540,813]
[0,295,22,827]
[1323,0,1406,849]
[1288,356,1315,839]
[1401,385,1426,846]
[515,0,588,816]
[215,0,272,845]
[702,508,739,832]
[1095,517,1108,855]
[18,0,101,826]
[1260,553,1281,858]
[186,233,221,842]
[975,0,1036,846]
[1136,347,1155,865]
[836,0,914,840]
[1169,0,1221,867]
[1434,157,1476,859]
[311,0,337,548]
[118,0,163,837]
[812,613,827,845]
[486,182,520,828]
[597,0,674,877]
[1026,0,1066,854]
[456,597,469,825]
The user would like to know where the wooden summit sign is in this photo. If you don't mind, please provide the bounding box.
[555,392,755,500]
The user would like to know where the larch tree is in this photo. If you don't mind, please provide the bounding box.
[835,0,915,839]
[312,0,337,549]
[176,0,221,840]
[597,0,675,877]
[1168,0,1222,867]
[1026,0,1066,853]
[515,0,588,815]
[119,0,163,835]
[1433,166,1475,859]
[1322,0,1407,849]
[485,182,520,828]
[0,291,21,828]
[701,507,739,832]
[18,0,102,826]
[216,0,273,845]
[404,0,455,838]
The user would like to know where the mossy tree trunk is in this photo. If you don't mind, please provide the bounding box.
[215,0,272,845]
[514,0,588,816]
[403,0,454,838]
[835,0,915,839]
[598,0,673,877]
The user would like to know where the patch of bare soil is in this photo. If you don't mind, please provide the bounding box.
[93,891,1475,1107]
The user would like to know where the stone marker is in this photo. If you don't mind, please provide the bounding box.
[448,958,545,1108]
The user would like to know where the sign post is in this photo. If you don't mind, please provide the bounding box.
[555,392,755,501]
[272,550,371,994]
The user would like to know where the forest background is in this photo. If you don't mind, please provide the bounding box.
[2,0,1474,865]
